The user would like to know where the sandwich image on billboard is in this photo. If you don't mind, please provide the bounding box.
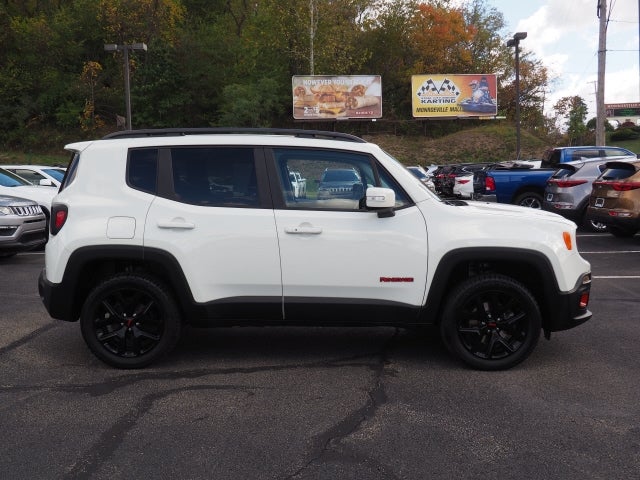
[411,74,497,118]
[292,75,382,120]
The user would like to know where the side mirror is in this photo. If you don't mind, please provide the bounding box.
[366,187,395,217]
[39,179,54,186]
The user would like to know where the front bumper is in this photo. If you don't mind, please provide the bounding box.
[544,273,592,333]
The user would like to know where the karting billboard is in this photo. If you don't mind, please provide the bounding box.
[411,74,497,118]
[292,75,382,120]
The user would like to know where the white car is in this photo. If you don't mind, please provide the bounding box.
[39,128,592,370]
[453,172,474,199]
[3,164,66,187]
[0,168,57,221]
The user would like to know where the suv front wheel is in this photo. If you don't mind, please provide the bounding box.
[440,274,541,370]
[80,273,182,369]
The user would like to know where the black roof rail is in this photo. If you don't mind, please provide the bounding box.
[101,128,367,143]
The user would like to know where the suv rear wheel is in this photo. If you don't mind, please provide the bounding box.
[608,226,638,238]
[440,274,541,370]
[80,273,181,369]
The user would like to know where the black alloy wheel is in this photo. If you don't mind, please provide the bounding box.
[440,274,541,370]
[80,273,181,369]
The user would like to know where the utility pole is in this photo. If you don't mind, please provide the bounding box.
[309,0,316,75]
[596,0,607,145]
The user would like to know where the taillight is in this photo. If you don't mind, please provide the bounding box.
[611,182,640,191]
[50,204,68,235]
[593,180,640,191]
[485,176,496,191]
[457,179,471,184]
[548,179,588,188]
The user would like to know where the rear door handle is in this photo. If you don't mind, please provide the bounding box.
[157,218,195,229]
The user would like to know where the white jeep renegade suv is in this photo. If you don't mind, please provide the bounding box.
[39,128,592,370]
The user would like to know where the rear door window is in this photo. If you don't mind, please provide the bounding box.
[169,147,260,207]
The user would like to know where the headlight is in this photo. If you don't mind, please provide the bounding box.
[0,206,12,215]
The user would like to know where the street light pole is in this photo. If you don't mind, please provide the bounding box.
[507,32,527,159]
[104,43,148,130]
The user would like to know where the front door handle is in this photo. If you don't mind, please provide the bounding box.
[284,226,322,234]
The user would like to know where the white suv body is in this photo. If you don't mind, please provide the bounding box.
[39,129,592,370]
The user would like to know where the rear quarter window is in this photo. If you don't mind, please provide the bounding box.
[127,148,158,194]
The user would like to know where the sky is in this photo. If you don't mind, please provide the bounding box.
[486,0,640,120]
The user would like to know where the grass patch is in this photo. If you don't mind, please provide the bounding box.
[0,151,68,166]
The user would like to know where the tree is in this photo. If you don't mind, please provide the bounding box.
[553,96,588,145]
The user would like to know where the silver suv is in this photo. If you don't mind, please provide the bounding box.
[0,195,46,257]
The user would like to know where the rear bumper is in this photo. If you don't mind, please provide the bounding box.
[38,269,77,322]
[587,208,640,230]
[473,193,497,202]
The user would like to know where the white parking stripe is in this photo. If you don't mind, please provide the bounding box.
[580,251,640,254]
[593,276,640,279]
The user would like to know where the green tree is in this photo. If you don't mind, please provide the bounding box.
[554,96,588,145]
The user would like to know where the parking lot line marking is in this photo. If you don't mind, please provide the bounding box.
[593,276,640,279]
[580,251,640,254]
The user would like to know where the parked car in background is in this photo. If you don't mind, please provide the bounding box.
[587,159,640,237]
[0,195,47,257]
[289,171,307,198]
[407,165,434,191]
[543,156,636,231]
[317,168,363,200]
[478,162,556,208]
[2,165,65,187]
[542,146,636,168]
[0,168,56,225]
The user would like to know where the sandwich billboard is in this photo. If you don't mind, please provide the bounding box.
[411,74,497,118]
[292,75,382,120]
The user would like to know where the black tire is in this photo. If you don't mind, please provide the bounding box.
[580,207,608,232]
[439,274,541,370]
[514,192,543,209]
[80,273,181,369]
[608,226,638,238]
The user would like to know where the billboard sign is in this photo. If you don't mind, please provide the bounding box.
[292,75,382,120]
[411,74,497,118]
[605,103,640,117]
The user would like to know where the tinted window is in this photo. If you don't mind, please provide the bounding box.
[43,168,66,182]
[59,152,79,192]
[171,147,258,207]
[604,148,633,157]
[128,148,158,194]
[322,169,360,182]
[551,166,577,179]
[9,169,45,184]
[600,164,637,180]
[570,149,600,161]
[0,168,29,187]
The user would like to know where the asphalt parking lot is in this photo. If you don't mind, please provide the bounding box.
[1,232,639,480]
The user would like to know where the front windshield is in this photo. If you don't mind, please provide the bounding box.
[0,169,29,187]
